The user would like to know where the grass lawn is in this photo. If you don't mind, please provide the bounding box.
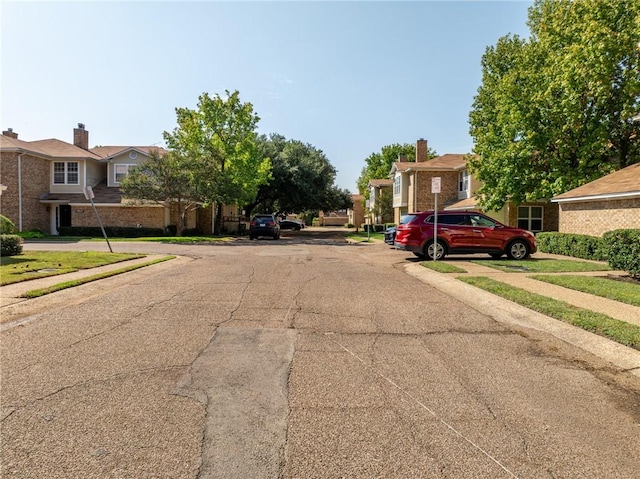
[27,235,233,244]
[346,232,385,242]
[459,276,640,350]
[22,256,174,298]
[421,261,467,273]
[472,258,611,273]
[1,251,145,286]
[531,274,640,307]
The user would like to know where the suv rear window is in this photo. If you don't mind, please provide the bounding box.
[401,214,419,224]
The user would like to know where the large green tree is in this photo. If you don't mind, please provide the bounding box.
[163,90,271,234]
[245,133,351,217]
[356,143,437,196]
[469,0,640,211]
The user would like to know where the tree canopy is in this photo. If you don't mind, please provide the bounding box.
[468,0,640,211]
[245,133,352,217]
[165,90,270,233]
[356,143,437,196]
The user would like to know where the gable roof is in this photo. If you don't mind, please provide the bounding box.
[552,163,640,202]
[1,134,101,160]
[368,179,392,188]
[91,146,165,160]
[389,153,472,176]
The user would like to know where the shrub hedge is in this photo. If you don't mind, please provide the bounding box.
[603,229,640,278]
[58,226,165,237]
[1,234,23,256]
[536,232,606,260]
[537,230,640,277]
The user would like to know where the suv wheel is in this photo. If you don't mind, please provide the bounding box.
[425,240,446,261]
[507,240,529,260]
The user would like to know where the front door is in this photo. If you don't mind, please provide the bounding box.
[58,205,72,229]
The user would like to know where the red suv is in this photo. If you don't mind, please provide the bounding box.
[394,211,536,260]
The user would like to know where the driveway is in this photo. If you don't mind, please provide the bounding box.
[2,232,640,478]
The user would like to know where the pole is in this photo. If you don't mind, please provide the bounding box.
[433,192,438,261]
[89,197,113,253]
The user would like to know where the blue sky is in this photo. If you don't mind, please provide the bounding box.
[1,0,532,192]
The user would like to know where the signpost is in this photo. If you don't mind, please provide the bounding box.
[431,177,441,261]
[84,186,113,253]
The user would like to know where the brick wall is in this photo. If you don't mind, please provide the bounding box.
[558,199,640,237]
[414,171,459,211]
[72,206,166,229]
[0,152,51,232]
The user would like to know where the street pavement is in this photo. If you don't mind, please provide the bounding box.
[1,230,640,478]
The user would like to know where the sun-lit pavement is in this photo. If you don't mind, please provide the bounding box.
[2,234,640,478]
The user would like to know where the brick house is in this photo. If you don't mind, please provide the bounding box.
[389,138,558,232]
[0,124,223,234]
[551,162,640,236]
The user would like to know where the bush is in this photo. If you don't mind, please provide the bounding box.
[312,217,320,226]
[536,232,605,261]
[1,234,23,256]
[17,230,46,239]
[58,226,165,237]
[603,229,640,278]
[344,223,354,228]
[0,215,15,234]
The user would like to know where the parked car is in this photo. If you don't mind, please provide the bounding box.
[384,226,396,245]
[278,219,303,231]
[394,210,536,260]
[249,214,280,240]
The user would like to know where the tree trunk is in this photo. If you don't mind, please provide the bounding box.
[214,203,223,235]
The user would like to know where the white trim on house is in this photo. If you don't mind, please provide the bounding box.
[552,191,640,203]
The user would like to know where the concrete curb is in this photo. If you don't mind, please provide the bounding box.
[405,263,640,378]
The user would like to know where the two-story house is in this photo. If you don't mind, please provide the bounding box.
[0,124,210,235]
[389,138,558,232]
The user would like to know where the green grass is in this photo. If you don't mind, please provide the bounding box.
[531,274,640,307]
[421,261,467,273]
[27,235,232,244]
[472,258,611,273]
[1,251,145,285]
[22,256,174,298]
[346,231,385,242]
[458,276,640,350]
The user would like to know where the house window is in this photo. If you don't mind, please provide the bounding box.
[394,176,401,195]
[458,171,470,199]
[115,164,133,184]
[518,206,543,232]
[53,161,79,185]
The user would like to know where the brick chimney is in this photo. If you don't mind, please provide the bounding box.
[73,123,89,150]
[398,154,408,162]
[416,138,427,162]
[2,128,18,139]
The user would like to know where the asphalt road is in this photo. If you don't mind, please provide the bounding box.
[2,230,640,478]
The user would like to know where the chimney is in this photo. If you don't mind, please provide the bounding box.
[398,154,408,163]
[416,138,427,162]
[2,128,18,139]
[73,123,89,150]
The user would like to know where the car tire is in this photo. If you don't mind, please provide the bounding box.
[507,240,530,260]
[489,253,503,259]
[425,240,446,261]
[249,235,255,240]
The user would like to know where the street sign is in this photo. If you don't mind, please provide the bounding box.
[431,177,441,194]
[83,186,95,200]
